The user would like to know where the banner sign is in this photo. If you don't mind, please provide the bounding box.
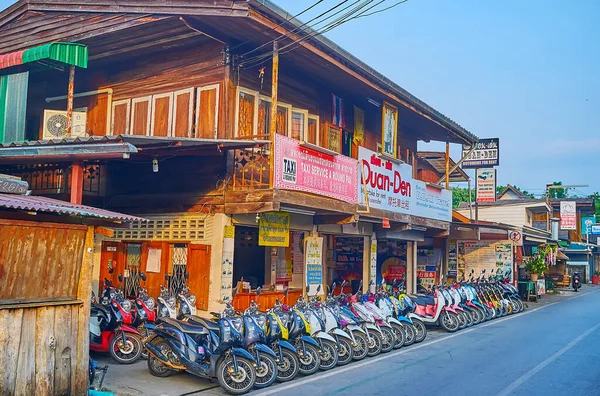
[274,134,358,203]
[461,138,499,168]
[259,212,290,247]
[358,147,452,222]
[560,201,577,230]
[457,240,513,282]
[305,236,324,296]
[581,216,596,235]
[476,168,497,203]
[591,225,600,235]
[221,225,235,302]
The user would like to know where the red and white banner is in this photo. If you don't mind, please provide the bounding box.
[560,201,577,230]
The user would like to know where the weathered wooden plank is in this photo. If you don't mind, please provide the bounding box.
[224,202,278,215]
[0,309,10,392]
[274,189,357,215]
[35,307,56,395]
[53,305,73,396]
[70,305,81,395]
[1,309,24,395]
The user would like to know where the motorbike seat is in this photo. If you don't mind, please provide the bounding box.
[187,316,221,332]
[161,318,209,335]
[414,296,435,306]
[91,303,110,318]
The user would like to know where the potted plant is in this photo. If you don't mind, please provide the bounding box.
[524,247,550,281]
[593,271,600,285]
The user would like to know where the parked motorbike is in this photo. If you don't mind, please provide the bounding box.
[132,273,156,336]
[411,277,460,333]
[327,284,369,361]
[144,305,257,394]
[90,274,143,364]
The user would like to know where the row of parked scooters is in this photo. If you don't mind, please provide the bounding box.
[89,268,526,394]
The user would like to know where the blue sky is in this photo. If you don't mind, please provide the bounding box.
[1,0,598,195]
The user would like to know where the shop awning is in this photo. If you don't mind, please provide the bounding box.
[566,261,589,266]
[556,250,570,261]
[0,43,88,71]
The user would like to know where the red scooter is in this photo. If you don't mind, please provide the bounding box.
[89,273,143,364]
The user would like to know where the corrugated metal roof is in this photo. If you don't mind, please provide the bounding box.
[0,193,144,222]
[0,42,87,70]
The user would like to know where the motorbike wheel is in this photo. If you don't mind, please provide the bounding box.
[390,323,406,348]
[412,319,427,343]
[351,331,369,361]
[402,323,415,347]
[89,358,96,386]
[254,351,278,389]
[336,337,353,366]
[380,326,395,353]
[276,348,299,382]
[217,356,256,395]
[457,311,468,329]
[110,332,143,364]
[297,343,320,376]
[146,340,174,377]
[464,311,474,327]
[473,308,483,324]
[439,311,459,333]
[318,340,338,371]
[366,330,383,357]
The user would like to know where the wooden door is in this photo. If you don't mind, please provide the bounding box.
[141,241,169,299]
[187,244,211,311]
[98,241,125,295]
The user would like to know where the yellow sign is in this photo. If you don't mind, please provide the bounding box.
[224,225,235,239]
[353,106,364,145]
[259,212,290,247]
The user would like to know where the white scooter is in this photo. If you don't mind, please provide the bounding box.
[411,277,461,333]
[314,290,354,366]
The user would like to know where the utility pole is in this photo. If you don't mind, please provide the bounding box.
[445,141,450,190]
[268,41,279,188]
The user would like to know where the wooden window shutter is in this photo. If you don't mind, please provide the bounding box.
[130,96,151,135]
[195,84,220,138]
[173,88,194,137]
[111,99,130,135]
[151,92,174,137]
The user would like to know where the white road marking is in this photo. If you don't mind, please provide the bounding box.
[496,320,600,396]
[253,289,600,395]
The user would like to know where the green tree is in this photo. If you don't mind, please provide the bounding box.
[451,187,471,209]
[589,192,600,218]
[546,181,569,199]
[496,185,535,198]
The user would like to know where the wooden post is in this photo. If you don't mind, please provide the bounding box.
[445,141,450,190]
[66,65,75,136]
[70,161,83,205]
[268,41,279,189]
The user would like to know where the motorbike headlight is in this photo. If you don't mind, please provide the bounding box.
[230,317,243,332]
[102,297,109,305]
[146,298,155,310]
[168,296,176,307]
[121,300,132,313]
[188,295,196,306]
[255,314,267,327]
[110,292,116,300]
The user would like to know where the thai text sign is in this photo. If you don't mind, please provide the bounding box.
[461,138,499,168]
[476,168,496,203]
[259,211,290,247]
[305,236,324,296]
[358,147,452,222]
[274,134,358,203]
[560,201,576,230]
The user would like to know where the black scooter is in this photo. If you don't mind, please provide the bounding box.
[144,307,257,395]
[573,272,581,292]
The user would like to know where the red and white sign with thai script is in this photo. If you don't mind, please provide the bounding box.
[274,134,358,203]
[560,201,577,230]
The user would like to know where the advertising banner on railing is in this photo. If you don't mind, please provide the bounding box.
[274,134,358,203]
[358,147,452,222]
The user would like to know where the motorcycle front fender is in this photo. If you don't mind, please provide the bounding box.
[231,347,255,362]
[365,322,383,336]
[386,317,403,326]
[300,335,320,348]
[346,324,367,335]
[407,312,421,321]
[118,324,141,335]
[331,328,352,341]
[396,316,413,325]
[144,323,157,331]
[315,331,336,343]
[444,306,457,314]
[277,340,297,353]
[253,343,277,358]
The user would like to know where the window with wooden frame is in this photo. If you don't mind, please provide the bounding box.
[275,103,292,136]
[151,92,173,137]
[257,98,271,138]
[195,84,220,139]
[235,87,259,138]
[307,114,319,145]
[130,96,151,135]
[291,108,308,141]
[111,99,130,135]
[172,88,194,138]
[323,122,342,153]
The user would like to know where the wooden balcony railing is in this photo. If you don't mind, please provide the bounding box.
[231,144,270,190]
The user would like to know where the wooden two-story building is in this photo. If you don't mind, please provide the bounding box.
[0,0,478,312]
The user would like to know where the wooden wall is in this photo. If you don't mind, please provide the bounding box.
[0,221,94,396]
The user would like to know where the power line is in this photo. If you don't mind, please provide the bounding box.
[353,0,408,19]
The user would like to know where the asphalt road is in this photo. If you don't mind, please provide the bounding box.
[98,287,600,396]
[253,288,600,396]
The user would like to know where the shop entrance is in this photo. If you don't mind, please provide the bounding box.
[233,226,265,289]
[377,240,408,285]
[329,236,365,294]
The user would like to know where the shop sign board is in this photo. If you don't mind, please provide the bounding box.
[221,225,235,302]
[358,147,452,222]
[370,239,377,293]
[581,216,596,235]
[274,134,358,203]
[591,225,600,235]
[259,212,290,247]
[305,236,324,296]
[475,168,496,203]
[457,240,513,282]
[560,201,576,230]
[461,138,499,168]
[509,230,523,247]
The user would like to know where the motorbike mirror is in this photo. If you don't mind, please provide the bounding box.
[118,273,124,283]
[232,288,238,298]
[317,284,322,293]
[185,272,189,279]
[305,284,310,293]
[256,287,262,296]
[341,280,347,288]
[284,287,289,297]
[331,282,336,291]
[165,273,169,281]
[471,269,475,274]
[482,269,486,274]
[108,267,114,274]
[369,280,374,286]
[140,273,147,281]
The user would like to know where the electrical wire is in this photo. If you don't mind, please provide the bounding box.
[353,0,408,19]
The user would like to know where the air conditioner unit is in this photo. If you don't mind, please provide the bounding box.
[42,110,87,139]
